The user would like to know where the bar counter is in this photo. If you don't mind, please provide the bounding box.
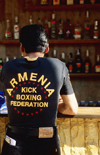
[0,107,100,155]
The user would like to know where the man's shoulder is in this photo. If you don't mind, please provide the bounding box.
[46,57,67,68]
[2,58,22,70]
[46,57,63,64]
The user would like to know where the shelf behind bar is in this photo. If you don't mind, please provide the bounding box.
[0,40,20,45]
[1,107,100,118]
[70,73,100,78]
[24,4,100,11]
[49,39,100,44]
[0,39,100,45]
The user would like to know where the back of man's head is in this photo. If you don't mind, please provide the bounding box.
[20,24,49,53]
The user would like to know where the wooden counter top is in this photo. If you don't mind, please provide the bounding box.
[57,107,100,118]
[0,107,100,118]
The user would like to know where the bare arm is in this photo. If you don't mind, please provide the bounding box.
[58,94,78,115]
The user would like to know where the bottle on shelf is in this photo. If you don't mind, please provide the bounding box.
[41,0,49,5]
[84,10,91,39]
[74,0,79,4]
[79,0,84,4]
[89,101,97,107]
[48,21,51,39]
[0,58,3,72]
[95,54,100,73]
[51,13,56,39]
[65,19,72,39]
[93,101,97,107]
[5,20,12,39]
[29,13,33,25]
[75,49,82,73]
[38,18,42,25]
[44,18,49,36]
[14,16,19,40]
[52,49,57,58]
[21,53,24,58]
[96,0,100,3]
[97,101,100,107]
[74,21,81,40]
[6,56,9,62]
[84,49,91,73]
[67,0,74,5]
[80,101,89,107]
[84,0,90,4]
[14,56,16,59]
[53,0,60,5]
[58,19,64,39]
[49,0,52,5]
[60,0,66,5]
[61,53,66,65]
[93,20,99,39]
[90,0,96,4]
[78,101,80,106]
[67,53,74,73]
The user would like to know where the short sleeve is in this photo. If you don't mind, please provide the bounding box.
[60,64,74,95]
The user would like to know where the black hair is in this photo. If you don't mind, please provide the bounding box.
[20,24,49,53]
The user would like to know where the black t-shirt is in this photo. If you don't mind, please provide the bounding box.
[0,57,73,127]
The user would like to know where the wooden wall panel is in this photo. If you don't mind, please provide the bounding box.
[98,120,100,155]
[5,0,12,14]
[85,118,98,155]
[0,0,5,21]
[57,118,71,155]
[18,0,25,13]
[71,118,85,155]
[11,0,19,20]
[0,117,6,154]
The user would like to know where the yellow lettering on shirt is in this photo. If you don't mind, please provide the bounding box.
[6,89,13,96]
[25,95,30,100]
[21,95,25,100]
[44,82,51,89]
[21,87,37,93]
[16,94,42,101]
[30,73,38,81]
[10,101,48,107]
[18,72,28,82]
[10,78,18,88]
[10,101,17,106]
[44,102,48,107]
[16,94,20,100]
[21,87,26,93]
[46,89,55,97]
[38,75,48,86]
[17,102,21,106]
[29,102,33,107]
[8,73,55,99]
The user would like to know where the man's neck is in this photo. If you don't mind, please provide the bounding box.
[24,52,44,59]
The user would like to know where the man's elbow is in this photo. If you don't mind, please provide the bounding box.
[70,106,78,115]
[71,109,78,115]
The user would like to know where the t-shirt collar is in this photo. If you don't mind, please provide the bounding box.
[24,56,38,61]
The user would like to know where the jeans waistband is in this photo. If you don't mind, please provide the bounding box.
[7,124,57,137]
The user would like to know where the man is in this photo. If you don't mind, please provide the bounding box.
[1,24,78,155]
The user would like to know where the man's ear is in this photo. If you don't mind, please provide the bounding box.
[20,43,25,53]
[45,46,49,54]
